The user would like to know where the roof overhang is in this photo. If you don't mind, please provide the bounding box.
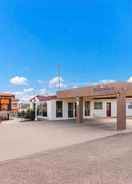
[57,82,131,99]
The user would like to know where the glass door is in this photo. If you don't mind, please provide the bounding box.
[68,103,74,118]
[106,102,111,117]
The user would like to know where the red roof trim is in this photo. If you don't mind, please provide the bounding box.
[30,95,57,102]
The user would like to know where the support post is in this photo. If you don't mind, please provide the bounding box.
[35,102,38,121]
[117,92,126,130]
[76,97,83,123]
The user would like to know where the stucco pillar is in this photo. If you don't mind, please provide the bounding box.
[35,102,38,121]
[76,97,83,123]
[117,92,126,130]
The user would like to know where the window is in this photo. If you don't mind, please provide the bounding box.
[128,103,132,109]
[94,102,103,110]
[33,103,36,111]
[68,103,74,118]
[85,101,90,116]
[38,103,47,117]
[43,103,47,117]
[75,103,77,117]
[56,101,63,118]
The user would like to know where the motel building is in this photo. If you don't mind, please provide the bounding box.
[30,82,132,130]
[0,93,18,119]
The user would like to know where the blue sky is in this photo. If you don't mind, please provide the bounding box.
[0,0,131,100]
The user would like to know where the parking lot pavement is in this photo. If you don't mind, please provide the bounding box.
[0,132,132,184]
[0,118,120,161]
[0,118,132,162]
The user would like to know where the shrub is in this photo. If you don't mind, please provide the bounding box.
[18,109,35,121]
[25,109,35,120]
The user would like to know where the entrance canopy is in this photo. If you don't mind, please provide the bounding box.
[57,82,132,99]
[57,82,132,130]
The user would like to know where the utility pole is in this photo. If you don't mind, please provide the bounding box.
[57,64,61,89]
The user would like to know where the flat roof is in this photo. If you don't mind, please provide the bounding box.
[0,93,15,97]
[57,82,132,98]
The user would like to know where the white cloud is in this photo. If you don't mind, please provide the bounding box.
[49,76,66,88]
[14,87,36,102]
[38,88,48,95]
[99,80,116,84]
[24,88,34,92]
[37,80,47,85]
[15,91,34,103]
[14,87,49,103]
[10,76,28,86]
[37,80,43,84]
[128,77,132,83]
[72,85,78,89]
[37,80,45,84]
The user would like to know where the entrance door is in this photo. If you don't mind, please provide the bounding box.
[106,102,111,117]
[68,103,74,118]
[74,102,77,117]
[85,101,90,117]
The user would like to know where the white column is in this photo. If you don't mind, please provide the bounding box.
[35,102,38,121]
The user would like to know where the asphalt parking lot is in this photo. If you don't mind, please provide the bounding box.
[1,132,132,184]
[0,118,129,161]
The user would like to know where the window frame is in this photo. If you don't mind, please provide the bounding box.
[56,101,63,118]
[128,102,132,109]
[94,102,103,110]
[85,101,90,116]
[68,102,74,118]
[37,103,47,117]
[42,103,48,117]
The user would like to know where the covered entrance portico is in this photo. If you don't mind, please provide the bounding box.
[57,83,128,131]
[76,92,126,130]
